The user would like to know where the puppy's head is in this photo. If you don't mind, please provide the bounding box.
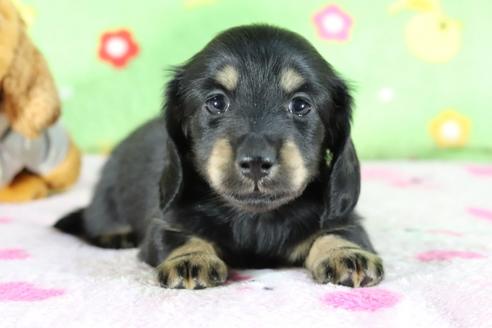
[165,25,353,213]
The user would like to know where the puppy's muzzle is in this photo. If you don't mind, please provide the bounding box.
[236,134,277,182]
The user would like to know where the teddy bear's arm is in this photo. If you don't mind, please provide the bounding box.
[2,32,60,139]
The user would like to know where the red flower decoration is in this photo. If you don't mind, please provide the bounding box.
[98,29,139,69]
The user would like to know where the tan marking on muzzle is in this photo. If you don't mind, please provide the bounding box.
[215,65,239,91]
[280,140,308,190]
[207,138,233,190]
[280,68,304,93]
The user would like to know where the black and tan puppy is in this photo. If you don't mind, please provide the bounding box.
[55,25,384,289]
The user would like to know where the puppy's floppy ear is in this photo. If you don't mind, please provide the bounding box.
[321,138,360,227]
[164,67,188,154]
[159,68,187,212]
[320,77,361,227]
[324,76,353,154]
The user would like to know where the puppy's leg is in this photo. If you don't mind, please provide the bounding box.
[305,234,384,287]
[82,182,137,249]
[157,237,228,289]
[139,221,228,289]
[88,227,138,249]
[290,224,384,287]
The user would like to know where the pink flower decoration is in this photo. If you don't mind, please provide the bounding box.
[0,282,64,302]
[416,250,485,262]
[313,5,353,41]
[0,249,30,260]
[98,29,139,69]
[467,207,492,223]
[322,288,400,311]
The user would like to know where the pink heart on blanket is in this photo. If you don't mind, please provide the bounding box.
[416,250,485,262]
[361,168,435,189]
[467,207,492,223]
[0,217,13,224]
[0,282,64,302]
[427,229,463,237]
[322,288,400,311]
[361,167,403,181]
[0,249,30,260]
[465,165,492,177]
[227,271,253,283]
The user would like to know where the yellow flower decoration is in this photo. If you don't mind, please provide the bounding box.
[429,110,471,148]
[405,13,462,64]
[389,0,441,14]
[390,0,462,63]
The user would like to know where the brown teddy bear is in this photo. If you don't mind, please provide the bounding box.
[0,0,81,202]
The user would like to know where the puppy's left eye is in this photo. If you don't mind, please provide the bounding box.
[205,94,230,114]
[289,97,312,117]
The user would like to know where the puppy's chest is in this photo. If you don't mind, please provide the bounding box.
[228,212,320,267]
[183,202,322,266]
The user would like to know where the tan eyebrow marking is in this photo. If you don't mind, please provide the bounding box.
[280,68,305,93]
[215,65,239,91]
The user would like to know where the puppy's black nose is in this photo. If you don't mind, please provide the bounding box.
[238,156,274,182]
[236,134,277,182]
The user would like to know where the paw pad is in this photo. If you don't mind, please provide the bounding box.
[157,253,227,289]
[312,248,384,288]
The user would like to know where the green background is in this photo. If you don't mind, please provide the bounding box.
[24,0,492,159]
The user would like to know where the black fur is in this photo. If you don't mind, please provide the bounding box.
[55,25,379,281]
[54,209,84,236]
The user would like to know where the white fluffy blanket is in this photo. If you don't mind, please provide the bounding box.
[1,157,492,328]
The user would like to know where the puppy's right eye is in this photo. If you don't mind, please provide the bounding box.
[205,94,230,114]
[289,96,312,117]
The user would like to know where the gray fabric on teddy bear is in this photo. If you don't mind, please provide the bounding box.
[0,113,69,187]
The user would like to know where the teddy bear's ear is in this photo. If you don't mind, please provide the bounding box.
[1,14,60,139]
[0,0,21,79]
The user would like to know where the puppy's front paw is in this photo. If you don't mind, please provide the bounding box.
[310,248,384,288]
[157,253,228,289]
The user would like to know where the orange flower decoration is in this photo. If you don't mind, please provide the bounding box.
[429,109,471,148]
[98,29,139,69]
